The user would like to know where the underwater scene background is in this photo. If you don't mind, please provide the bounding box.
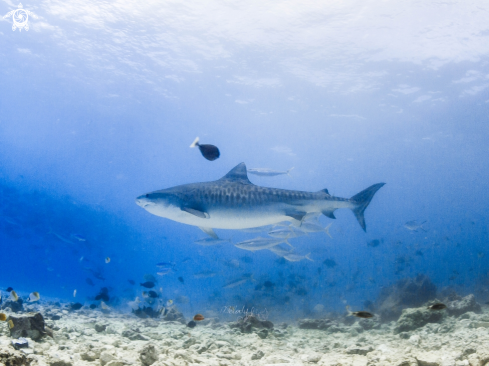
[1,2,489,364]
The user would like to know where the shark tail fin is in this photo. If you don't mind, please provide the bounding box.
[190,137,200,148]
[287,167,295,176]
[324,223,333,239]
[350,183,385,232]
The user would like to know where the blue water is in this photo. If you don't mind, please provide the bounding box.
[1,1,489,319]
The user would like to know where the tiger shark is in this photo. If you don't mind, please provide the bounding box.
[136,163,384,238]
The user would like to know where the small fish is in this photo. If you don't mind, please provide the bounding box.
[144,274,157,282]
[105,257,110,264]
[351,311,374,319]
[367,239,381,247]
[222,259,240,268]
[128,280,135,285]
[283,252,313,262]
[147,291,159,298]
[9,291,18,302]
[48,230,77,245]
[404,220,427,232]
[86,278,95,286]
[166,299,173,307]
[178,277,184,284]
[247,167,294,177]
[28,292,40,302]
[5,287,13,292]
[193,271,217,279]
[427,303,447,310]
[100,301,109,310]
[73,289,77,297]
[268,245,293,257]
[194,238,231,246]
[190,137,220,161]
[187,320,197,328]
[268,227,306,239]
[235,237,291,252]
[71,302,83,310]
[156,262,175,268]
[323,258,337,268]
[8,320,14,329]
[157,269,171,276]
[140,281,155,288]
[223,274,253,289]
[193,314,204,321]
[71,234,86,242]
[0,313,6,321]
[299,222,332,238]
[346,306,373,318]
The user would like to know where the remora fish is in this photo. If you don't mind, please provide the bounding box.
[234,237,290,251]
[247,167,294,177]
[136,163,384,234]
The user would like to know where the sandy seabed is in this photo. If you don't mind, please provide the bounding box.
[2,302,489,366]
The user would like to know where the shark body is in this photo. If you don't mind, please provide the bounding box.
[136,163,384,236]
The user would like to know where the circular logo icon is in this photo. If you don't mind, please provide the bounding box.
[12,8,28,29]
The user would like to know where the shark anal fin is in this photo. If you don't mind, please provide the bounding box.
[199,227,219,239]
[183,207,209,219]
[285,209,307,222]
[321,210,336,219]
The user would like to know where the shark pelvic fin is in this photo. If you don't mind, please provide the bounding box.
[350,183,385,232]
[285,209,307,222]
[321,210,336,219]
[198,227,219,239]
[220,163,251,184]
[183,207,209,219]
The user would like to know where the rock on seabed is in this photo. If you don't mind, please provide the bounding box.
[1,300,489,366]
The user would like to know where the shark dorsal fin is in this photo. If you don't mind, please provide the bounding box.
[220,163,251,184]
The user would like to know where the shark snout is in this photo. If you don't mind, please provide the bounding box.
[136,195,155,208]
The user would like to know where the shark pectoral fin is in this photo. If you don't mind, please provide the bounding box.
[182,207,209,219]
[321,210,336,219]
[199,227,219,239]
[285,209,307,222]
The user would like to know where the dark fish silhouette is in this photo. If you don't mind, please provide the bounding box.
[140,281,155,288]
[178,277,184,284]
[5,287,13,292]
[187,320,197,328]
[190,137,220,161]
[347,305,374,318]
[427,303,447,310]
[89,304,97,309]
[71,303,83,310]
[147,291,158,298]
[86,278,95,286]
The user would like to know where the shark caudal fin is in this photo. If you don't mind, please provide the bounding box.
[350,183,385,232]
